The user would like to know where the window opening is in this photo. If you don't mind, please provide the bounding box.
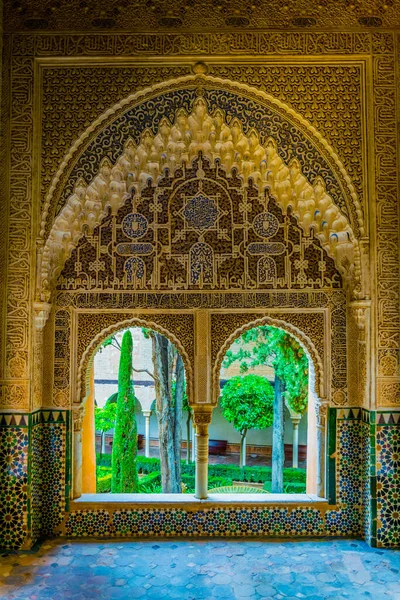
[210,324,309,495]
[85,326,193,495]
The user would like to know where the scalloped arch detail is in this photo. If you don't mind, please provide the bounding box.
[39,75,363,298]
[212,315,324,406]
[78,317,193,407]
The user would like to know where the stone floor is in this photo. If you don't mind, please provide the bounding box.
[1,538,399,600]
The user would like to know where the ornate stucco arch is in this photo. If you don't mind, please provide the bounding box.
[212,314,325,407]
[37,73,365,301]
[78,317,193,408]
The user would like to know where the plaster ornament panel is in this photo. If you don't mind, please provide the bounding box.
[4,53,34,401]
[57,152,343,297]
[41,85,361,297]
[378,350,400,378]
[4,0,400,31]
[377,381,400,407]
[0,383,29,410]
[76,313,194,404]
[39,64,363,222]
[52,310,71,408]
[372,33,400,406]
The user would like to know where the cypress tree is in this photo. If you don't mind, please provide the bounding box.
[111,330,139,493]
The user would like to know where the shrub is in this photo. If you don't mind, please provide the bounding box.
[111,330,139,493]
[139,472,162,493]
[283,481,306,493]
[96,454,307,491]
[97,473,112,493]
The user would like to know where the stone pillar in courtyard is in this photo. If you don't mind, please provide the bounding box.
[143,410,152,458]
[82,366,96,493]
[32,302,52,410]
[285,399,302,469]
[315,402,328,498]
[72,406,85,499]
[193,409,212,499]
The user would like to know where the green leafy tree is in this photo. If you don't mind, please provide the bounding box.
[95,401,117,458]
[111,330,139,493]
[223,326,308,491]
[220,374,274,467]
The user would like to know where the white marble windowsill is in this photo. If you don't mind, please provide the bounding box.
[73,493,327,504]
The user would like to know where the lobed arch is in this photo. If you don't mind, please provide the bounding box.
[212,315,325,409]
[37,74,365,301]
[78,317,194,411]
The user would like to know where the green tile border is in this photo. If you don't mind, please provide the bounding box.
[327,407,337,505]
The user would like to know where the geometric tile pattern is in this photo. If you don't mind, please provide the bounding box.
[1,408,399,548]
[0,410,68,550]
[376,416,400,548]
[31,411,69,539]
[325,413,363,537]
[31,421,43,543]
[65,506,326,538]
[0,422,29,550]
[361,418,372,544]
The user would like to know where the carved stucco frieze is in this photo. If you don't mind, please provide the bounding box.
[2,30,398,411]
[39,76,364,303]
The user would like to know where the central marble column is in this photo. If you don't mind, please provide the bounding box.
[193,410,212,499]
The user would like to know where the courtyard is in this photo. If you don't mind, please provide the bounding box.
[1,538,400,600]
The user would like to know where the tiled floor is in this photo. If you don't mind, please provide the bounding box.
[1,538,399,600]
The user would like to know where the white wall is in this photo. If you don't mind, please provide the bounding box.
[207,404,308,445]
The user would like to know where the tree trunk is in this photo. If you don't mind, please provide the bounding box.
[186,411,191,464]
[152,333,183,493]
[272,376,285,493]
[173,353,184,487]
[240,429,247,468]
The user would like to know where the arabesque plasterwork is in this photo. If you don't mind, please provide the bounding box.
[1,27,400,552]
[1,30,399,414]
[4,0,400,32]
[40,96,358,300]
[39,64,364,222]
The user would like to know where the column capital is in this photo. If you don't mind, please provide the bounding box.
[142,410,152,417]
[316,402,328,429]
[192,406,212,427]
[33,302,52,331]
[72,405,85,431]
[349,300,371,332]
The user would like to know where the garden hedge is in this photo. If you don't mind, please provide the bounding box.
[96,453,306,491]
